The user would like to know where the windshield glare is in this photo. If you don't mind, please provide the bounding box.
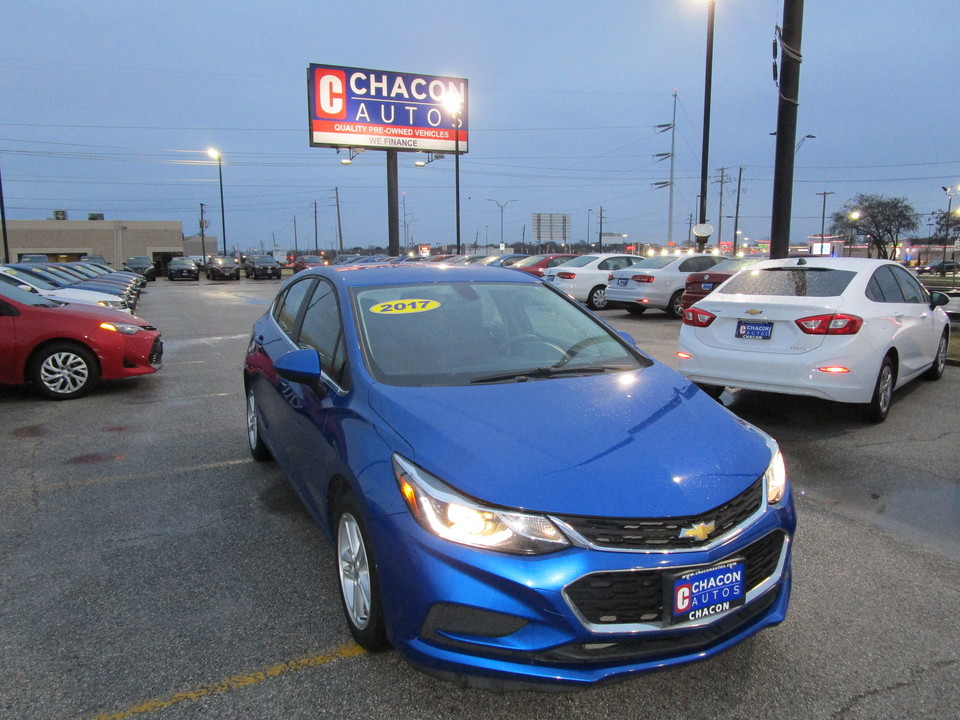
[354,281,647,387]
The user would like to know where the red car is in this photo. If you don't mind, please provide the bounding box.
[292,255,328,273]
[507,253,578,277]
[0,285,162,400]
[680,257,760,310]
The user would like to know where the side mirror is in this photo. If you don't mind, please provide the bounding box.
[274,348,327,395]
[930,291,950,309]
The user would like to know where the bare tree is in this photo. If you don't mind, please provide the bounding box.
[830,193,919,259]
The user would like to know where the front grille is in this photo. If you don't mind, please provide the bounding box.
[564,531,785,627]
[538,589,779,665]
[554,477,763,550]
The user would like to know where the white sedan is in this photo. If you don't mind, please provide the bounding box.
[606,252,726,318]
[542,253,643,309]
[676,257,951,422]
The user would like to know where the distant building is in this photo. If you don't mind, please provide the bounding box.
[5,219,190,272]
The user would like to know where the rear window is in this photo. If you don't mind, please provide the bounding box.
[719,267,856,297]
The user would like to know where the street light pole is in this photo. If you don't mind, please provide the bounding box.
[697,0,716,251]
[486,199,516,248]
[208,148,227,255]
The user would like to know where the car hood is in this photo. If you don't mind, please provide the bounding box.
[367,363,771,518]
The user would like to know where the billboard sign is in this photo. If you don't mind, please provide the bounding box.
[307,64,468,155]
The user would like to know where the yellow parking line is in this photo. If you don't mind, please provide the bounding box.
[90,643,366,719]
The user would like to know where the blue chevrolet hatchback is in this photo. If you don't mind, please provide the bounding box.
[243,263,795,689]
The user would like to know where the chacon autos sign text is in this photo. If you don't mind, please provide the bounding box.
[307,64,468,155]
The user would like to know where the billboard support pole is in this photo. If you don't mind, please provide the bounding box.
[387,150,400,256]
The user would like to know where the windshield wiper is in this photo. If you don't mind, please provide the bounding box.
[470,365,630,384]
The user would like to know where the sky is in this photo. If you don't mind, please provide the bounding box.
[2,0,958,256]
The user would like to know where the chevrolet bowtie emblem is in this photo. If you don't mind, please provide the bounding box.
[745,309,763,315]
[679,520,715,541]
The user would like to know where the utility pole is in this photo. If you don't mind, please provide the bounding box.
[313,201,319,252]
[715,168,731,248]
[667,91,678,246]
[199,203,207,263]
[817,191,835,245]
[598,206,606,252]
[334,187,344,253]
[732,168,744,255]
[770,0,805,258]
[0,162,9,263]
[293,216,298,255]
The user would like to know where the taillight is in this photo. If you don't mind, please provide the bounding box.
[795,313,862,335]
[682,307,716,327]
[557,271,576,279]
[631,274,655,283]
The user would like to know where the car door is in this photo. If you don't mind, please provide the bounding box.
[889,265,944,378]
[270,278,349,516]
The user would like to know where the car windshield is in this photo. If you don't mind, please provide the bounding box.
[127,257,150,263]
[353,281,649,387]
[1,268,56,290]
[719,267,857,297]
[252,256,278,264]
[212,257,235,265]
[509,255,549,268]
[299,256,323,262]
[556,255,597,268]
[0,284,62,307]
[631,255,681,269]
[709,257,759,273]
[170,259,193,266]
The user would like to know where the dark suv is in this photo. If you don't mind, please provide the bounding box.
[244,255,282,279]
[123,256,157,281]
[206,256,241,281]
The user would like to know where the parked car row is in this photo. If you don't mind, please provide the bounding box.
[0,261,145,313]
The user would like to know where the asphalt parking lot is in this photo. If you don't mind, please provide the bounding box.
[1,277,958,719]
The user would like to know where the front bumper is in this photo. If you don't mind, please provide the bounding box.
[369,496,795,688]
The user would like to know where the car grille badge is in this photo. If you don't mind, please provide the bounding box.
[745,309,763,315]
[679,520,715,542]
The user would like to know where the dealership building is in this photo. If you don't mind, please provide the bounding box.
[2,217,217,272]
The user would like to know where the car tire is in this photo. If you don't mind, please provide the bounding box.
[625,305,647,316]
[30,342,100,400]
[864,356,895,423]
[667,291,684,319]
[335,494,389,651]
[587,285,608,310]
[246,389,272,461]
[923,331,948,381]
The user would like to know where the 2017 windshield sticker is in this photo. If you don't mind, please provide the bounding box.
[369,299,440,314]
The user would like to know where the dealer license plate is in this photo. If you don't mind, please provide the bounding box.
[736,320,773,340]
[701,282,714,290]
[617,277,628,286]
[666,559,746,626]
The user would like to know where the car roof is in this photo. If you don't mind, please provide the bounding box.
[293,262,542,290]
[749,256,898,272]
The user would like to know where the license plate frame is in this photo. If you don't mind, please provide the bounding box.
[735,320,773,340]
[665,558,746,626]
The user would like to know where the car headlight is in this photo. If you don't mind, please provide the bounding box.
[99,322,142,335]
[763,447,787,504]
[392,454,570,555]
[97,300,128,310]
